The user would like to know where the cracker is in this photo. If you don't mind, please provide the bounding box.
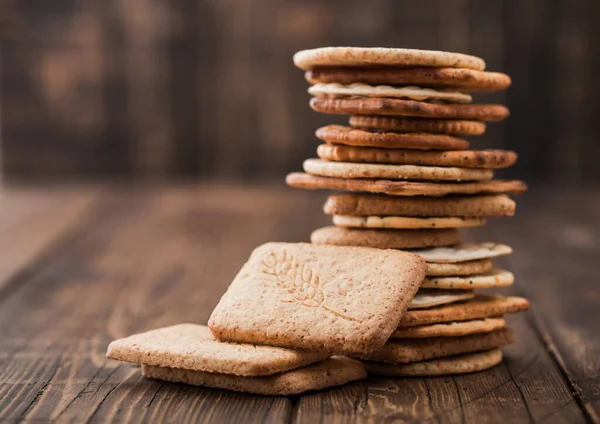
[350,116,486,135]
[408,289,475,310]
[356,327,514,364]
[316,125,470,150]
[309,83,472,104]
[305,67,511,92]
[209,242,426,354]
[310,226,460,249]
[304,159,494,182]
[311,98,509,122]
[323,193,515,218]
[317,144,518,169]
[410,242,513,263]
[390,318,506,339]
[142,357,367,396]
[398,295,530,327]
[333,215,486,230]
[422,269,514,289]
[106,324,329,377]
[426,259,494,277]
[363,349,503,377]
[293,47,486,71]
[286,173,528,197]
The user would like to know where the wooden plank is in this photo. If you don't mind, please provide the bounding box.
[0,186,100,293]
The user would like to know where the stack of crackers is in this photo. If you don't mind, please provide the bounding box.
[106,47,531,396]
[286,47,530,376]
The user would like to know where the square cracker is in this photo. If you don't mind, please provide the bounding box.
[141,357,367,396]
[355,327,514,364]
[209,242,426,354]
[106,324,329,377]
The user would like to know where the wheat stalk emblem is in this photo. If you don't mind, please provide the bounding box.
[260,250,359,322]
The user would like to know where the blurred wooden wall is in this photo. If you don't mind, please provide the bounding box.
[1,0,599,181]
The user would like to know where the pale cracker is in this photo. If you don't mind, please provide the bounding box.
[363,349,503,377]
[398,295,530,327]
[309,83,472,103]
[356,327,514,364]
[311,226,460,249]
[422,269,514,289]
[303,159,494,182]
[106,324,329,377]
[426,259,494,277]
[390,317,506,338]
[142,357,366,396]
[410,242,513,263]
[209,242,426,354]
[293,47,486,71]
[409,289,475,310]
[333,215,486,230]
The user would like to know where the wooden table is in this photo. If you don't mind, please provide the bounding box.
[0,183,598,423]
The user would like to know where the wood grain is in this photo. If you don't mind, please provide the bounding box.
[0,184,596,423]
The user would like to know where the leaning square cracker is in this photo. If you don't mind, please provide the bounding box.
[106,324,329,377]
[142,357,367,396]
[209,242,426,354]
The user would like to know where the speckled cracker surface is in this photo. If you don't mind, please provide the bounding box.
[106,324,329,377]
[208,242,426,354]
[426,259,494,276]
[356,327,514,364]
[391,317,506,338]
[409,242,513,263]
[409,289,475,310]
[142,357,367,396]
[364,349,503,376]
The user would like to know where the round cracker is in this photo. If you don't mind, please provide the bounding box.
[410,242,513,263]
[363,349,503,377]
[323,193,516,218]
[286,173,528,197]
[421,269,514,289]
[349,115,486,135]
[316,125,470,151]
[399,295,530,327]
[311,97,509,121]
[409,289,475,310]
[317,144,518,169]
[390,318,506,339]
[426,259,494,277]
[305,67,511,92]
[293,47,486,71]
[303,159,494,182]
[308,83,472,104]
[333,215,486,230]
[310,226,460,249]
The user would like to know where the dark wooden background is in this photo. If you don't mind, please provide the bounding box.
[1,0,599,182]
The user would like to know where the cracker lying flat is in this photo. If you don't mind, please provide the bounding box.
[356,327,514,364]
[333,215,486,230]
[410,242,513,263]
[390,318,506,338]
[317,144,518,169]
[364,349,503,377]
[286,173,528,197]
[106,324,329,377]
[426,259,493,276]
[311,226,460,249]
[409,289,475,310]
[316,125,470,150]
[305,67,511,92]
[398,295,530,327]
[422,269,514,289]
[350,115,486,135]
[304,159,494,182]
[311,98,509,121]
[142,357,367,396]
[309,83,472,104]
[209,243,426,354]
[324,193,515,218]
[293,47,486,71]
